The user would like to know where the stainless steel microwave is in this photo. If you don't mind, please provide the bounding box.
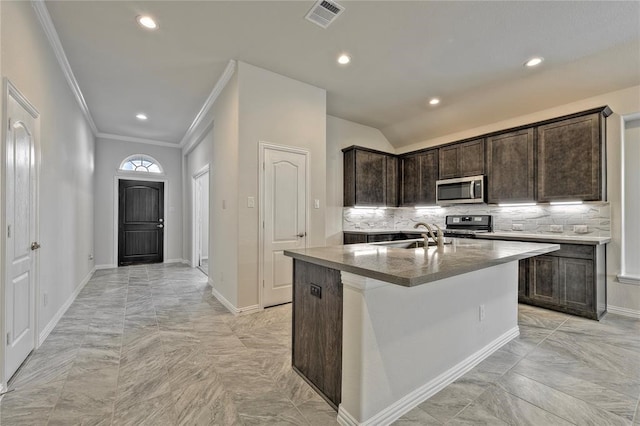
[436,175,485,205]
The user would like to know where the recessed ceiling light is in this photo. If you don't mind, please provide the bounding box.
[136,15,158,30]
[136,113,148,121]
[429,98,440,106]
[524,57,544,67]
[337,54,351,65]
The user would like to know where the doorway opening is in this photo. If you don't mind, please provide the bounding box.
[193,168,210,275]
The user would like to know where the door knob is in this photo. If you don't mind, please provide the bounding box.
[31,242,41,250]
[157,224,164,228]
[296,232,306,238]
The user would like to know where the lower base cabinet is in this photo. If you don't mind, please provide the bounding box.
[292,259,342,410]
[518,243,605,320]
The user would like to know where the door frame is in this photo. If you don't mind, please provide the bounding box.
[258,142,310,309]
[1,79,41,387]
[113,174,168,267]
[192,164,210,270]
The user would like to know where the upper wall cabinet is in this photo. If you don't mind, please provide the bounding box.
[537,112,605,202]
[400,149,438,206]
[343,146,397,207]
[486,128,535,204]
[438,139,485,179]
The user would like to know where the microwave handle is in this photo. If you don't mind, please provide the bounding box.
[469,181,475,199]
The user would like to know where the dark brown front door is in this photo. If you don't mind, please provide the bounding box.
[118,179,164,266]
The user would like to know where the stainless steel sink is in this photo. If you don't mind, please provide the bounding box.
[372,238,452,249]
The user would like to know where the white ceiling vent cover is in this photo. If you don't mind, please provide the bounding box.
[305,0,345,29]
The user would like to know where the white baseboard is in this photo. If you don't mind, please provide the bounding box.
[164,258,187,264]
[38,267,96,346]
[95,264,117,270]
[607,305,640,318]
[337,326,520,426]
[617,274,640,286]
[208,278,262,316]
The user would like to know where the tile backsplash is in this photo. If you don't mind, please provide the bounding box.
[343,202,610,237]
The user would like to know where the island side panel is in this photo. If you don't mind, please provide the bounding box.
[292,259,343,409]
[339,262,520,424]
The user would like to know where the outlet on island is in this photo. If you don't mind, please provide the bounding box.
[310,284,322,299]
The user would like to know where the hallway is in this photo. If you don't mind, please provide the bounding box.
[1,264,639,425]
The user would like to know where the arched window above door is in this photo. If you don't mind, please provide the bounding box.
[119,154,163,174]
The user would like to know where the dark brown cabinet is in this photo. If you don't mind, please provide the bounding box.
[486,129,535,204]
[537,112,604,202]
[343,146,397,207]
[343,231,422,244]
[292,260,343,410]
[438,138,485,179]
[400,149,438,206]
[518,243,605,320]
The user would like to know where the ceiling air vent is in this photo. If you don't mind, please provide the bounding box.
[305,0,345,29]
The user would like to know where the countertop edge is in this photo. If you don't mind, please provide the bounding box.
[285,242,560,287]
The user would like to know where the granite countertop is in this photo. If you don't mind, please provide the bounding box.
[343,229,610,245]
[284,239,559,287]
[476,232,610,245]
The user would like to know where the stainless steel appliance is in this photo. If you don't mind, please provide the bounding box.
[443,215,492,238]
[436,175,485,205]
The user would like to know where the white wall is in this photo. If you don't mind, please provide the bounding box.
[236,61,326,308]
[395,85,640,315]
[326,116,395,245]
[0,0,95,383]
[622,119,640,279]
[94,138,182,267]
[184,127,213,267]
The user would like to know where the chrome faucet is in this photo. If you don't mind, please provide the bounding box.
[414,222,445,247]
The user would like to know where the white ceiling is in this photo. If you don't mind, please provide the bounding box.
[44,1,640,148]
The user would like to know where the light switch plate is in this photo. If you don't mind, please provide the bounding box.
[550,224,563,233]
[247,196,255,208]
[314,199,320,209]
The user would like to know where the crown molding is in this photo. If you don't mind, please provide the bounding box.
[180,60,236,149]
[31,0,98,135]
[97,133,181,149]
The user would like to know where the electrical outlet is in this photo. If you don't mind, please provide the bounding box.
[88,253,94,260]
[512,223,524,231]
[574,225,588,234]
[310,284,322,299]
[247,197,255,208]
[43,292,48,307]
[314,199,320,209]
[550,225,563,233]
[355,222,361,229]
[479,304,485,322]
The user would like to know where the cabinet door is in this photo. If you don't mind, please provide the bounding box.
[486,129,535,204]
[518,259,529,300]
[537,113,602,202]
[343,233,367,244]
[459,139,485,177]
[400,154,420,205]
[355,150,386,206]
[559,257,594,312]
[418,150,438,204]
[386,156,398,207]
[439,145,459,179]
[400,151,438,206]
[529,255,558,304]
[292,260,343,408]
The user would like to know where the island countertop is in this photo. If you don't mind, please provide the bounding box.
[284,238,559,287]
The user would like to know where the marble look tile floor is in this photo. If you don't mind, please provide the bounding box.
[0,263,638,425]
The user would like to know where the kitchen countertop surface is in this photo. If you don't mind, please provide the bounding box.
[284,238,559,287]
[343,229,610,245]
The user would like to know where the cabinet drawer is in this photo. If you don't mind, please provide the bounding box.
[554,243,594,260]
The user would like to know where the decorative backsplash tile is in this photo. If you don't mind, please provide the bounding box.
[343,202,611,237]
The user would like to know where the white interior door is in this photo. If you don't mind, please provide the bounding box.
[5,84,39,380]
[262,146,307,307]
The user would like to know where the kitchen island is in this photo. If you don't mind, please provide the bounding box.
[284,238,559,426]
